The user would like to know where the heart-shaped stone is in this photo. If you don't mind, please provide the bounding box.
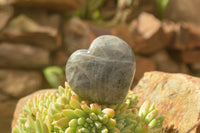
[65,35,136,104]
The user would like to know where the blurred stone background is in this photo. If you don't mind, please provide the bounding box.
[0,0,200,132]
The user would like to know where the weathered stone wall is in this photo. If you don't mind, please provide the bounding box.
[0,0,200,132]
[0,1,84,132]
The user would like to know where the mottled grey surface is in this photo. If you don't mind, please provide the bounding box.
[66,35,136,104]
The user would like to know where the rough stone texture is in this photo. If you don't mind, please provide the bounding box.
[12,89,57,129]
[181,50,200,63]
[151,50,189,73]
[66,35,135,104]
[191,63,200,72]
[10,0,85,11]
[87,22,111,37]
[52,50,69,66]
[0,6,13,31]
[63,18,110,57]
[0,14,61,51]
[111,25,135,52]
[165,0,200,27]
[0,92,10,101]
[63,17,93,56]
[0,100,18,133]
[133,71,200,133]
[129,12,171,55]
[173,23,200,50]
[162,21,179,44]
[0,69,43,97]
[0,43,50,68]
[133,56,156,87]
[139,0,157,13]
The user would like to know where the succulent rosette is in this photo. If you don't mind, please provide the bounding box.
[12,83,164,133]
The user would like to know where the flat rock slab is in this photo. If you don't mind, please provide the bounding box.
[0,14,61,51]
[133,71,200,133]
[0,6,13,31]
[10,0,85,11]
[0,43,50,68]
[0,69,43,98]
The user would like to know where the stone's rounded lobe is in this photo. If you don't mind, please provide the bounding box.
[65,35,136,104]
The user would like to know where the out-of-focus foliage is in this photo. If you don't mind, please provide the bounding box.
[43,66,64,88]
[192,73,200,78]
[74,0,106,24]
[156,0,169,20]
[71,0,139,26]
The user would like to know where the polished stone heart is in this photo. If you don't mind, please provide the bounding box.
[65,35,136,104]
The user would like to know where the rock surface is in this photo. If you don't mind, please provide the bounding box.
[173,23,200,50]
[150,50,189,73]
[0,43,50,68]
[0,6,13,31]
[181,50,200,63]
[63,17,110,57]
[133,56,156,87]
[66,35,136,104]
[129,12,171,55]
[0,13,61,51]
[63,18,92,56]
[133,71,200,133]
[0,100,18,133]
[0,69,43,97]
[165,0,200,27]
[11,0,85,11]
[11,89,57,129]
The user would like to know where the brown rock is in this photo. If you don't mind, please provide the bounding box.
[0,14,61,51]
[12,89,57,129]
[165,0,200,27]
[111,25,135,51]
[181,50,200,63]
[63,17,93,56]
[173,23,200,50]
[0,92,10,101]
[10,0,85,11]
[132,56,156,87]
[87,22,111,37]
[0,43,50,68]
[129,12,171,55]
[0,100,18,133]
[0,0,8,6]
[0,69,43,98]
[162,21,179,44]
[23,9,61,30]
[0,6,13,31]
[133,71,200,133]
[191,63,200,72]
[52,50,68,66]
[139,0,157,13]
[63,17,110,56]
[151,50,189,73]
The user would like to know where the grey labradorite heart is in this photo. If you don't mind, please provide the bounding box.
[65,35,136,104]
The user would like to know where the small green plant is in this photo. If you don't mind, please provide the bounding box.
[43,66,64,88]
[192,73,200,78]
[156,0,169,20]
[75,0,105,21]
[12,83,165,133]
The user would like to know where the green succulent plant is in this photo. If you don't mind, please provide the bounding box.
[12,82,164,133]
